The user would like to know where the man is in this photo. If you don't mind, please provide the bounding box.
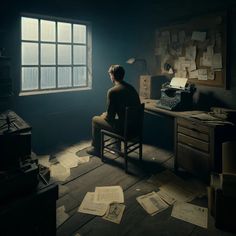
[87,64,141,156]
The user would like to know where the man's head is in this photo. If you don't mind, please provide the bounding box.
[108,65,125,82]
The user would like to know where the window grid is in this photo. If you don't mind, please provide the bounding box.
[21,16,90,93]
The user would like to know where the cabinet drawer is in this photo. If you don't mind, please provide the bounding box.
[177,143,209,178]
[178,125,209,142]
[177,117,209,134]
[178,133,209,152]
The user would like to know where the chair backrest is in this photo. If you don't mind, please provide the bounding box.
[123,103,144,139]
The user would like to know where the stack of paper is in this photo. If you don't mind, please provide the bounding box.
[78,186,125,224]
[136,191,169,216]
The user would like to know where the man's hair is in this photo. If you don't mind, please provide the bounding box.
[108,65,125,82]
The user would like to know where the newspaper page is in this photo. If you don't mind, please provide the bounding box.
[78,192,108,216]
[102,203,125,224]
[171,202,208,228]
[94,186,124,204]
[136,191,169,216]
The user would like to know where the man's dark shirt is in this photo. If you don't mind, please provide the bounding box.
[105,81,140,130]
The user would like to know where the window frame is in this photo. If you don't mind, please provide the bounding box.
[20,13,92,96]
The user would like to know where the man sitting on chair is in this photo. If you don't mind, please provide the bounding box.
[87,64,141,156]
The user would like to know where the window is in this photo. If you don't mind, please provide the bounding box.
[20,15,92,95]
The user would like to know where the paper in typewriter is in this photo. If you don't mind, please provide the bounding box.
[170,77,188,89]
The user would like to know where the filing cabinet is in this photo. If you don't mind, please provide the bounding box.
[175,117,236,181]
[139,75,167,99]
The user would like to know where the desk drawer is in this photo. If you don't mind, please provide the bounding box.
[177,117,209,134]
[178,133,209,152]
[178,125,209,142]
[177,143,209,178]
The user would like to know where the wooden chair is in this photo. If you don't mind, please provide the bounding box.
[101,103,144,172]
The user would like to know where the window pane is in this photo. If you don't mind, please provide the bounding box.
[73,24,86,43]
[22,67,38,90]
[22,42,38,65]
[21,17,38,41]
[40,20,55,42]
[41,67,56,89]
[73,45,86,64]
[58,45,71,65]
[58,67,72,87]
[73,66,86,86]
[58,22,71,42]
[41,44,56,65]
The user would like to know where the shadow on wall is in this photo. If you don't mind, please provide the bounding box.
[193,91,228,111]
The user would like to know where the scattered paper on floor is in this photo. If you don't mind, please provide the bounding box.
[159,182,195,202]
[94,186,124,204]
[171,202,208,229]
[136,191,169,216]
[50,163,70,181]
[38,155,51,168]
[57,205,69,227]
[78,192,108,216]
[157,189,176,205]
[102,203,125,224]
[57,151,80,168]
[77,155,90,164]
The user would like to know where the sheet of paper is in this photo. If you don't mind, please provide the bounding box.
[198,69,208,80]
[57,151,79,168]
[94,186,124,204]
[171,32,178,43]
[212,53,222,69]
[161,31,171,44]
[189,60,196,71]
[78,192,108,216]
[136,191,169,216]
[77,155,90,164]
[102,203,125,224]
[50,163,70,181]
[171,202,208,228]
[191,31,206,42]
[190,113,221,121]
[170,77,188,89]
[185,46,196,61]
[157,190,176,205]
[208,70,215,80]
[38,155,51,168]
[178,31,186,44]
[159,182,195,202]
[57,205,69,227]
[189,70,198,79]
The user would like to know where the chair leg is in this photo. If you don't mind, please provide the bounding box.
[139,142,142,162]
[101,133,104,162]
[124,141,128,173]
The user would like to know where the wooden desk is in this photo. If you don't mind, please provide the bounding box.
[142,98,236,181]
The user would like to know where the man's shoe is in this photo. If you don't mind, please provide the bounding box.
[86,146,100,157]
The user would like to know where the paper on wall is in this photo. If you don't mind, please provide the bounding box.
[178,31,186,44]
[198,69,208,80]
[171,202,208,229]
[185,46,196,61]
[189,70,198,79]
[171,32,178,43]
[212,53,222,69]
[191,31,206,42]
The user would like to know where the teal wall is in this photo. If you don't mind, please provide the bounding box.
[0,0,236,153]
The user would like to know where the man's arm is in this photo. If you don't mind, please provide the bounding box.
[104,89,116,124]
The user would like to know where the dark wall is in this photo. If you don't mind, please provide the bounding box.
[0,0,236,153]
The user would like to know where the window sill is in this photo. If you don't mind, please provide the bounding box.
[19,87,92,96]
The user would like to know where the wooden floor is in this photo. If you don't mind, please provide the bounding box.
[52,143,234,236]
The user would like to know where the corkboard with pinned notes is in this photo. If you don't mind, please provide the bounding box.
[155,11,228,88]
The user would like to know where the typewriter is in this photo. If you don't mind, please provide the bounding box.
[156,77,195,111]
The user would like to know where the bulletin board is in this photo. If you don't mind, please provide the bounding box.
[155,11,228,88]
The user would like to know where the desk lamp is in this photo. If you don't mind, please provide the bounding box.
[126,57,149,75]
